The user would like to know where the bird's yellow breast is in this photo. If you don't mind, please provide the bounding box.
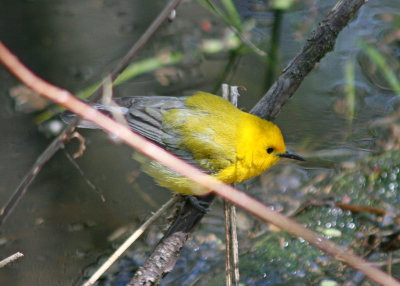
[136,92,287,195]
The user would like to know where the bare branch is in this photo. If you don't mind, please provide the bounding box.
[0,37,398,286]
[83,197,179,286]
[0,252,24,268]
[251,0,367,120]
[89,0,183,102]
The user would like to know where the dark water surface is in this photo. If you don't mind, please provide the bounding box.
[0,0,399,285]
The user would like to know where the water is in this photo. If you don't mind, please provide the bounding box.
[0,0,398,285]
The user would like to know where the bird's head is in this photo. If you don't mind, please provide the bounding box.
[248,118,305,174]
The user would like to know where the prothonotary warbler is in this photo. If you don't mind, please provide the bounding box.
[62,92,304,195]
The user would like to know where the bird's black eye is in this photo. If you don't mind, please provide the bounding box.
[267,147,274,154]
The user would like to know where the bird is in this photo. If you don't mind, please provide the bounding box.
[61,91,304,195]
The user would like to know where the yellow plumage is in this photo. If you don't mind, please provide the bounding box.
[132,92,290,195]
[63,91,303,195]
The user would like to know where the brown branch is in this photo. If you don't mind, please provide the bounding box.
[128,0,372,285]
[89,0,182,102]
[250,0,367,120]
[128,195,215,286]
[0,128,74,225]
[0,39,398,286]
[0,0,183,226]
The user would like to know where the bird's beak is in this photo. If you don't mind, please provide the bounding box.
[276,149,305,161]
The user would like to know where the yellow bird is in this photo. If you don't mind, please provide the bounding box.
[62,92,304,195]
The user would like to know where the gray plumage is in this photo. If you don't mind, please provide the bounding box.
[61,96,209,172]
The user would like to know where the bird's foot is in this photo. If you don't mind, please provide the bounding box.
[187,196,211,213]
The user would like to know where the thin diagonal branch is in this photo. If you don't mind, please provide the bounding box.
[0,40,398,286]
[83,197,179,286]
[251,0,367,120]
[0,0,182,226]
[0,252,24,268]
[90,0,182,102]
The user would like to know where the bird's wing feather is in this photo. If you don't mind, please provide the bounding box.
[114,96,210,171]
[61,95,238,175]
[117,95,239,174]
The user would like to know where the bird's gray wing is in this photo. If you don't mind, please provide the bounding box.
[115,97,211,171]
[61,96,213,173]
[114,96,185,147]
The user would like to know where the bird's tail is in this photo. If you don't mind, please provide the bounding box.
[60,101,128,129]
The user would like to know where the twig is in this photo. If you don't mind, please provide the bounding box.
[224,201,240,286]
[250,0,368,120]
[0,252,24,268]
[63,149,105,202]
[92,0,183,99]
[224,87,240,286]
[70,131,87,159]
[83,197,178,286]
[0,131,73,226]
[128,195,215,286]
[100,76,130,129]
[222,85,233,286]
[224,201,233,286]
[231,205,239,286]
[0,38,398,286]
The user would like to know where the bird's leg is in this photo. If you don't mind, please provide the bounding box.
[187,195,212,213]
